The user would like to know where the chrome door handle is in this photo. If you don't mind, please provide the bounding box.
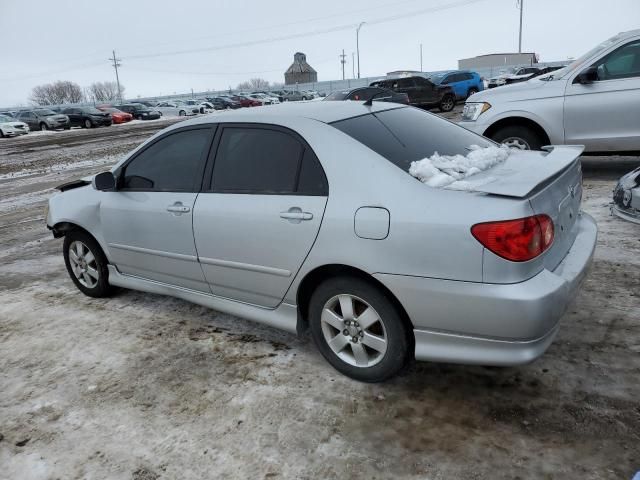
[167,202,190,214]
[280,207,313,223]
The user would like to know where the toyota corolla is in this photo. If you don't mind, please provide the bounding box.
[46,102,597,382]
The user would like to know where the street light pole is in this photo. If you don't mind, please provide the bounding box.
[517,0,523,53]
[356,22,365,79]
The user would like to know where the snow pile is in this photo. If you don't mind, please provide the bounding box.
[409,144,510,189]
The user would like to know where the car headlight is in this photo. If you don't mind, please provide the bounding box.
[496,78,507,85]
[461,102,491,121]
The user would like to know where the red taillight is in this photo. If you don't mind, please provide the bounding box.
[471,214,554,262]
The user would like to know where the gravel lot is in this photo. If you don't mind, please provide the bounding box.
[0,109,639,480]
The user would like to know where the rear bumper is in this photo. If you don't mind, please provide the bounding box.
[375,213,597,366]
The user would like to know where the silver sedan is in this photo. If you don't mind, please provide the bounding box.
[46,102,597,382]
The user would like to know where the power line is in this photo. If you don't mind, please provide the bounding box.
[122,0,486,61]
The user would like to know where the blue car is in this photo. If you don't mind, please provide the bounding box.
[429,70,483,100]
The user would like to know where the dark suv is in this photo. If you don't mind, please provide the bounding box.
[116,103,161,120]
[370,76,456,112]
[15,109,71,131]
[61,106,112,128]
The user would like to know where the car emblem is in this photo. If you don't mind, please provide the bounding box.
[568,185,576,198]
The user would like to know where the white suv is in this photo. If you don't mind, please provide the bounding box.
[460,29,640,152]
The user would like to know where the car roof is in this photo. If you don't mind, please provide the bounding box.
[178,101,405,126]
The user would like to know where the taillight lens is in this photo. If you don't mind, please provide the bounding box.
[471,214,554,262]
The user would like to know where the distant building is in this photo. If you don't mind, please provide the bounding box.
[458,53,538,70]
[285,52,317,85]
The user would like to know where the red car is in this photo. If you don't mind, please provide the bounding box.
[97,106,133,124]
[230,95,261,107]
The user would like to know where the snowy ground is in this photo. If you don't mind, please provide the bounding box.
[0,110,639,479]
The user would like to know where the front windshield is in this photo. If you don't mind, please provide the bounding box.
[0,114,13,122]
[429,74,445,84]
[85,107,103,114]
[557,33,625,78]
[35,109,56,116]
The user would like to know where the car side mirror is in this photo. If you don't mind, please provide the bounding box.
[93,171,116,191]
[574,66,598,84]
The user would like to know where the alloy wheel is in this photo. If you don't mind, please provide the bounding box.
[501,137,530,150]
[320,294,388,367]
[68,241,99,288]
[441,96,454,111]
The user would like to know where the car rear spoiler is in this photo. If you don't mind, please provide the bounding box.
[455,145,584,198]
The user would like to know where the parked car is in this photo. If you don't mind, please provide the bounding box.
[429,70,484,99]
[278,90,304,102]
[370,76,456,112]
[133,101,157,108]
[248,93,278,105]
[506,65,567,84]
[97,106,133,124]
[61,106,112,128]
[460,29,640,152]
[46,101,596,382]
[0,114,29,137]
[207,97,242,110]
[229,95,261,107]
[252,91,282,103]
[116,104,162,120]
[154,101,199,117]
[183,99,212,113]
[323,86,409,104]
[15,108,70,131]
[612,166,640,224]
[488,67,540,88]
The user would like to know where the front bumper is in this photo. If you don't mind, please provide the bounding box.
[375,213,597,366]
[458,118,489,136]
[2,126,29,136]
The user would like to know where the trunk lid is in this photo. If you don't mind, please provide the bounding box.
[458,146,583,198]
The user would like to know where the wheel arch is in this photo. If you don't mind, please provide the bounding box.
[295,264,415,349]
[483,116,551,146]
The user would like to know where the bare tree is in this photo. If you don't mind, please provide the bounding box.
[86,81,124,103]
[29,81,84,105]
[236,78,270,90]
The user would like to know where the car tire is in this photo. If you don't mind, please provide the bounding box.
[439,94,455,112]
[179,110,186,116]
[467,87,479,97]
[64,126,71,130]
[308,276,411,382]
[84,119,92,129]
[491,125,544,150]
[63,230,115,298]
[0,129,4,138]
[40,123,48,131]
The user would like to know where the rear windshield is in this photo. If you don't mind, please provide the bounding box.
[324,91,349,100]
[330,107,493,172]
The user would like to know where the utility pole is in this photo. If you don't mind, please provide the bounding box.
[517,0,523,53]
[109,50,123,103]
[356,22,365,79]
[420,43,423,72]
[340,49,347,80]
[352,52,355,79]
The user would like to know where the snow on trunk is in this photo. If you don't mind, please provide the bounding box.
[409,145,511,190]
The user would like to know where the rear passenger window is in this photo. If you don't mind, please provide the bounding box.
[211,127,327,195]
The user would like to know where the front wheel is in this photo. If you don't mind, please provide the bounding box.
[63,230,115,298]
[491,125,544,150]
[178,110,186,116]
[40,123,48,131]
[84,119,92,129]
[309,277,410,382]
[439,94,455,112]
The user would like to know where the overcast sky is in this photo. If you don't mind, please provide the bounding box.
[1,0,638,106]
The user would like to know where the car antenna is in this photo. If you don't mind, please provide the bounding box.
[363,91,387,107]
